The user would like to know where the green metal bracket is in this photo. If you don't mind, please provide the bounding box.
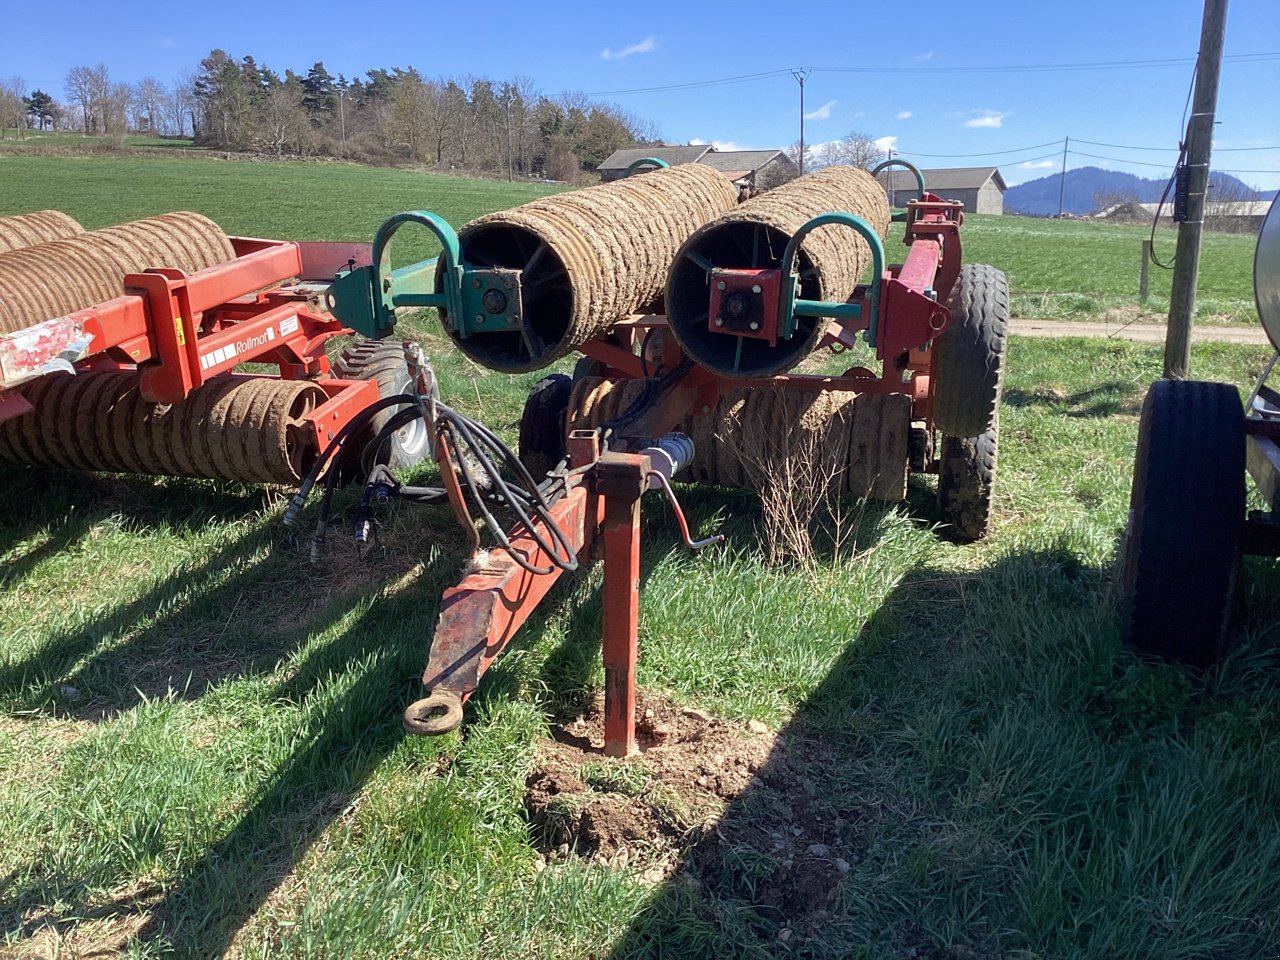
[870,159,927,222]
[779,211,885,345]
[623,157,670,177]
[455,267,525,338]
[327,210,461,339]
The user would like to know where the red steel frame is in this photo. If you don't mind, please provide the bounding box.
[410,196,966,755]
[0,236,380,455]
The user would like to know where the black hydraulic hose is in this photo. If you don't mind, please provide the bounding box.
[292,390,579,577]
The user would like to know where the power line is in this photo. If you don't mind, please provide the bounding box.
[895,139,1065,158]
[813,51,1279,75]
[585,69,792,97]
[1073,137,1279,152]
[1067,148,1278,175]
[585,50,1280,97]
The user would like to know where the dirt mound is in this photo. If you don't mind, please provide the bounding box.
[524,692,855,935]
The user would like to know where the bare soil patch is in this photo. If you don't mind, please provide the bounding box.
[524,692,859,937]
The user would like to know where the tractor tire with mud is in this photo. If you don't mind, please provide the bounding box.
[1121,379,1244,668]
[936,421,998,543]
[332,340,433,473]
[519,373,574,478]
[933,264,1009,439]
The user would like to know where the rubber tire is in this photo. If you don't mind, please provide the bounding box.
[519,373,573,478]
[934,264,1009,438]
[1122,379,1244,668]
[937,420,998,543]
[332,340,432,472]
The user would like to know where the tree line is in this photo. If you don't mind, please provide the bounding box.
[0,53,662,181]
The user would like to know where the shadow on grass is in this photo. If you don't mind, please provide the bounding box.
[0,479,605,955]
[535,481,928,723]
[1002,381,1140,419]
[598,542,1280,959]
[0,469,267,587]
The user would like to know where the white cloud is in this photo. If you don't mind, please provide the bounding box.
[1020,159,1056,170]
[896,110,913,120]
[804,99,837,121]
[689,139,751,151]
[158,36,176,48]
[915,50,934,61]
[874,135,898,153]
[600,36,656,60]
[964,110,1007,129]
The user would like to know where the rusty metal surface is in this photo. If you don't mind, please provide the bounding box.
[598,452,646,757]
[0,372,325,482]
[420,484,594,701]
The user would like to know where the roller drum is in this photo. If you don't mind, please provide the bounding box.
[0,373,325,484]
[567,376,910,500]
[0,211,83,255]
[0,212,235,334]
[666,166,890,378]
[445,164,739,373]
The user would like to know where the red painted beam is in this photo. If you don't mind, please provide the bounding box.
[421,484,594,700]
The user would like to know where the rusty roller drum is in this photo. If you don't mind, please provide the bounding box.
[0,210,84,255]
[0,373,326,483]
[0,212,235,334]
[568,375,910,501]
[666,166,890,378]
[444,164,739,373]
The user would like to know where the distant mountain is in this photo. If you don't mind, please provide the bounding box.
[1003,166,1268,217]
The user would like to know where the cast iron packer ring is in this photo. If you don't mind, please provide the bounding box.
[402,690,465,736]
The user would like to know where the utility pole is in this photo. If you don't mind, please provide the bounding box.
[1056,136,1069,218]
[792,69,809,175]
[1165,0,1229,379]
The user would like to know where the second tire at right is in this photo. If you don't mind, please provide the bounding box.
[934,263,1009,439]
[1121,378,1245,668]
[933,264,1009,542]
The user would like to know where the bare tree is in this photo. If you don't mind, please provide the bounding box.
[1205,176,1257,233]
[0,77,26,139]
[258,82,309,157]
[386,73,432,161]
[65,65,96,132]
[165,75,196,137]
[132,77,165,133]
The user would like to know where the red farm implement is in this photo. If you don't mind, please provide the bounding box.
[310,159,1009,754]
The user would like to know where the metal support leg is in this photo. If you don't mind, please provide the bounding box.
[596,452,647,757]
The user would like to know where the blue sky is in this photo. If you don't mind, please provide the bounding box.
[3,0,1278,189]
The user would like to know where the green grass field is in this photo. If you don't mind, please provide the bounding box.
[0,155,1278,958]
[0,152,1259,322]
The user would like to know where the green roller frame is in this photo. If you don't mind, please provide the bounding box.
[622,157,670,177]
[870,158,927,222]
[778,211,886,343]
[327,211,526,341]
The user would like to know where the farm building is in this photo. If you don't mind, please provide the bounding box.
[598,145,713,181]
[598,145,797,190]
[1097,198,1273,233]
[697,150,799,190]
[880,166,1007,214]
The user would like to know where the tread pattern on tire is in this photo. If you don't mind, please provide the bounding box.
[937,424,998,543]
[1123,379,1244,667]
[333,340,430,472]
[934,263,1009,438]
[519,373,574,478]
